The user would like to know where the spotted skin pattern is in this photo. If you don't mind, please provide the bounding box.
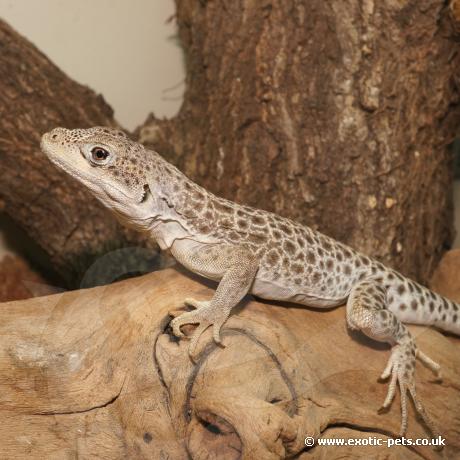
[41,127,459,440]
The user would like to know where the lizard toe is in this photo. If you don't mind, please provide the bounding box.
[378,342,440,441]
[188,322,213,360]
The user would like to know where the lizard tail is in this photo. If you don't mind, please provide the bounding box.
[388,278,460,336]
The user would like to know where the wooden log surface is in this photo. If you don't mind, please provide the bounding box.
[1,253,459,459]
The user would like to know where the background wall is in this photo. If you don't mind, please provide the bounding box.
[0,0,185,130]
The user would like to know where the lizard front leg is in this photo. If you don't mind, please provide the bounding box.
[346,279,441,438]
[170,244,259,357]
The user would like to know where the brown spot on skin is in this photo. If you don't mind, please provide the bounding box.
[354,258,361,268]
[305,234,314,245]
[344,265,352,275]
[220,218,233,227]
[252,215,265,226]
[249,232,267,244]
[420,296,426,306]
[297,237,305,248]
[294,278,302,285]
[336,251,344,262]
[323,240,332,251]
[371,266,377,274]
[306,252,316,264]
[388,296,394,303]
[429,302,435,313]
[267,250,280,266]
[312,272,321,283]
[279,223,293,235]
[194,201,204,213]
[387,272,394,280]
[284,240,296,255]
[437,304,442,313]
[272,230,282,240]
[442,314,446,321]
[400,304,407,311]
[343,248,352,258]
[408,283,414,294]
[194,190,205,201]
[429,291,436,300]
[236,219,248,230]
[294,252,304,262]
[454,314,457,323]
[326,259,334,270]
[198,223,210,233]
[454,304,459,312]
[317,247,324,257]
[204,210,213,220]
[228,231,240,241]
[380,310,388,319]
[443,298,449,310]
[282,257,290,269]
[292,264,303,274]
[358,272,366,280]
[411,300,417,310]
[397,285,405,295]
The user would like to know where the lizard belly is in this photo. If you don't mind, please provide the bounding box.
[251,277,345,308]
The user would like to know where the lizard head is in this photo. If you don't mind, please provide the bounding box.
[41,127,150,210]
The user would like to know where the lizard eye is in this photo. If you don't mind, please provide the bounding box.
[90,147,110,164]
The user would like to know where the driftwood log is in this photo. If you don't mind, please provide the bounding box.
[1,252,459,459]
[0,1,460,287]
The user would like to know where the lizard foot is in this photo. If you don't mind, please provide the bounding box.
[378,340,441,440]
[170,299,230,359]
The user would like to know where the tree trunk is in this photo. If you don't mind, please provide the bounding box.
[1,261,459,459]
[0,19,157,288]
[139,0,460,283]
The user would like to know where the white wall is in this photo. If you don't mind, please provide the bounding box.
[0,0,185,130]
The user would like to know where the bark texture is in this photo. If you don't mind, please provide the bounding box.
[0,19,156,287]
[140,0,460,282]
[1,263,459,459]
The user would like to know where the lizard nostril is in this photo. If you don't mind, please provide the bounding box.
[52,134,57,139]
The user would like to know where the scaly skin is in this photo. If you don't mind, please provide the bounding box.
[41,127,459,439]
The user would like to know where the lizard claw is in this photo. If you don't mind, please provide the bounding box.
[379,341,441,440]
[184,298,208,310]
[169,298,230,360]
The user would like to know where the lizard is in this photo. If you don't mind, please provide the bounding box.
[41,126,459,439]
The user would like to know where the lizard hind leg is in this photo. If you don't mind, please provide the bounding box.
[346,280,441,438]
